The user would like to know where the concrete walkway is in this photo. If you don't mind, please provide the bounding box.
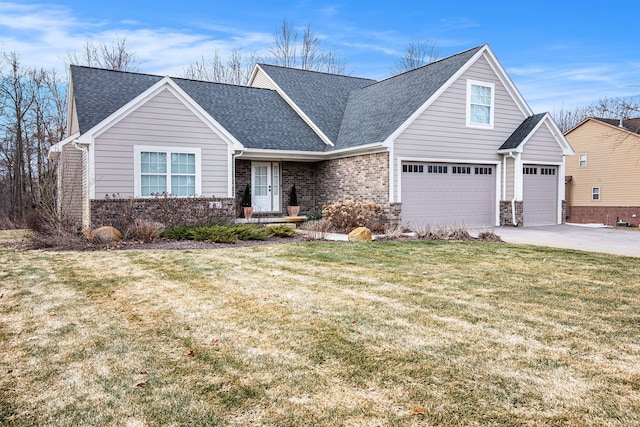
[490,224,640,258]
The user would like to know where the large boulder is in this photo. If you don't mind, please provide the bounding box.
[348,227,372,242]
[90,226,123,243]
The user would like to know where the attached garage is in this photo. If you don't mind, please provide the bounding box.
[401,162,497,228]
[523,165,558,225]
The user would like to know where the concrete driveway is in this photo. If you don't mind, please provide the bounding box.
[490,224,640,258]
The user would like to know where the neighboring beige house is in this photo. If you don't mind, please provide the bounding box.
[565,117,640,226]
[49,44,573,229]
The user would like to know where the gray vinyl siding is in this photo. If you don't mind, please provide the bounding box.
[250,68,277,90]
[521,124,563,162]
[393,55,527,200]
[93,88,230,198]
[503,156,515,200]
[60,143,83,223]
[69,100,79,135]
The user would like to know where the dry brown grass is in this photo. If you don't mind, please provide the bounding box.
[0,229,30,245]
[1,241,639,426]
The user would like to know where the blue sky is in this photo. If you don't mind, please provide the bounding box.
[1,0,638,113]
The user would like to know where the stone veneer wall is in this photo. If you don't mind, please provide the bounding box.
[499,200,523,226]
[234,152,400,224]
[315,152,389,206]
[91,197,235,229]
[316,152,399,222]
[567,206,640,227]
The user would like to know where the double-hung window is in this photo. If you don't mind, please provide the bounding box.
[135,146,201,197]
[467,80,495,129]
[579,154,587,168]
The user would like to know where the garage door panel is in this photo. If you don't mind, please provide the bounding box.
[401,162,496,228]
[523,166,558,226]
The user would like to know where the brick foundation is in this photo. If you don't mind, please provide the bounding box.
[567,206,640,227]
[91,197,235,229]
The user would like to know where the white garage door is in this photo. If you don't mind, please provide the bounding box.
[523,166,558,226]
[401,162,496,228]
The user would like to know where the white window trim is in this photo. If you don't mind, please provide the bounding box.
[592,187,600,201]
[579,153,587,168]
[466,79,495,130]
[133,145,202,198]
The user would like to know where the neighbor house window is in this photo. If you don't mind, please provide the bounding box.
[135,146,201,197]
[579,154,587,167]
[467,80,495,128]
[592,187,600,201]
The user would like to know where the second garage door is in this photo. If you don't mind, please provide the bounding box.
[401,162,496,228]
[523,165,558,226]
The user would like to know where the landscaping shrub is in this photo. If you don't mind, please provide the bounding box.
[299,219,335,240]
[447,225,473,241]
[23,208,88,250]
[126,219,165,242]
[477,230,502,242]
[322,196,383,231]
[187,225,237,243]
[268,225,297,237]
[381,223,405,240]
[228,223,273,241]
[412,224,447,240]
[160,223,295,243]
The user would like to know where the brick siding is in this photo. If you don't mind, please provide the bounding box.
[91,197,235,230]
[567,206,640,227]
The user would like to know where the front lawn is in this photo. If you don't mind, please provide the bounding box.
[1,239,638,425]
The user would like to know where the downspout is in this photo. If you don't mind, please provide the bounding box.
[73,142,90,229]
[507,151,518,226]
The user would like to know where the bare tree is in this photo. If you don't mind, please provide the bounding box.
[66,36,140,71]
[182,48,257,85]
[553,96,640,133]
[0,53,37,222]
[183,19,348,84]
[271,19,298,68]
[391,39,439,74]
[300,23,318,71]
[0,52,67,225]
[266,19,347,74]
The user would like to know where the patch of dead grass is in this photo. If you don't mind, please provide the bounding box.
[1,241,639,425]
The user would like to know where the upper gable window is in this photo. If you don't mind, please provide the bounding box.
[466,80,495,129]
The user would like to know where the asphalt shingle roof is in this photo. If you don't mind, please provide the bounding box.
[72,65,162,134]
[499,113,547,150]
[333,45,484,149]
[256,64,376,143]
[70,66,326,151]
[593,117,640,134]
[71,46,490,153]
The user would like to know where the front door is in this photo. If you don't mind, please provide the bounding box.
[251,162,280,212]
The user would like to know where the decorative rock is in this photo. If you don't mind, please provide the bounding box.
[348,227,372,242]
[91,226,123,243]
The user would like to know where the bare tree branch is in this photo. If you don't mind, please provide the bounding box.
[391,39,439,74]
[66,36,140,71]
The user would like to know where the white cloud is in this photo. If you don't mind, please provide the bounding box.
[0,1,273,75]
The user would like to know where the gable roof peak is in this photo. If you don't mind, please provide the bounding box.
[256,62,372,81]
